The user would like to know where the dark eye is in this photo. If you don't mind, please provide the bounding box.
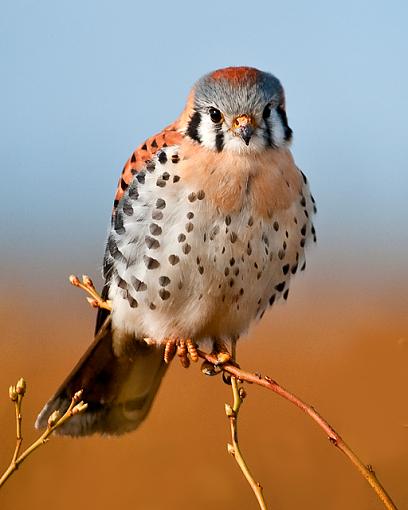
[209,107,222,123]
[263,104,272,120]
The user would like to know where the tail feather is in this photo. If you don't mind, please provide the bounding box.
[35,317,167,436]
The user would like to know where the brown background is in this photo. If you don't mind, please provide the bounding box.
[1,259,407,510]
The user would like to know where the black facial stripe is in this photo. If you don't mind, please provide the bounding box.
[276,105,293,142]
[263,121,275,148]
[186,110,202,143]
[215,129,224,152]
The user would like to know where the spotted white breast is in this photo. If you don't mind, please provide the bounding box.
[106,144,316,346]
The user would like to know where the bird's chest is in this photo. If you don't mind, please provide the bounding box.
[108,145,311,341]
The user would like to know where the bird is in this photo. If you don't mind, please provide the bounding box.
[36,66,316,436]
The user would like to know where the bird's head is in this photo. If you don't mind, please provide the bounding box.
[182,66,292,153]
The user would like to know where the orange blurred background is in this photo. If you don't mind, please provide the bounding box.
[1,263,407,509]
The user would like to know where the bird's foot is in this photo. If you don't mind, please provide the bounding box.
[201,340,233,376]
[69,274,112,311]
[164,338,198,368]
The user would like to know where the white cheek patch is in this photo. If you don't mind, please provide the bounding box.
[269,110,285,147]
[197,114,217,151]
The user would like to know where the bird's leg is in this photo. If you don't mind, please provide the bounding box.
[163,338,198,368]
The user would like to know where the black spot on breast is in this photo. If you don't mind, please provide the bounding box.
[187,211,194,219]
[159,276,170,287]
[120,178,127,191]
[300,196,306,207]
[283,289,289,300]
[127,295,138,308]
[117,276,127,289]
[282,264,290,275]
[178,233,186,243]
[152,210,163,220]
[161,172,170,181]
[197,190,205,200]
[150,223,162,236]
[185,222,194,233]
[248,216,254,226]
[131,277,147,292]
[273,221,279,231]
[168,254,179,265]
[188,192,197,202]
[269,294,276,306]
[156,198,166,209]
[198,266,204,275]
[225,215,231,226]
[156,179,166,187]
[230,257,235,266]
[136,172,145,184]
[144,256,160,269]
[145,236,160,249]
[158,151,167,164]
[171,154,180,163]
[159,289,170,300]
[151,139,158,148]
[224,267,230,276]
[173,175,180,183]
[301,224,307,236]
[275,281,286,292]
[182,243,191,254]
[230,232,237,243]
[146,161,156,172]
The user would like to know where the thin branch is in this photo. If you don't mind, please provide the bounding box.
[198,349,398,510]
[226,377,268,509]
[69,273,398,510]
[0,383,87,489]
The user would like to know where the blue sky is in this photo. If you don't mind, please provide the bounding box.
[1,0,407,289]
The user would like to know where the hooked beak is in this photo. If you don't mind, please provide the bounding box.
[232,114,255,145]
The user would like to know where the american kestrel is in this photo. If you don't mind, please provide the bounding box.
[36,67,316,435]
